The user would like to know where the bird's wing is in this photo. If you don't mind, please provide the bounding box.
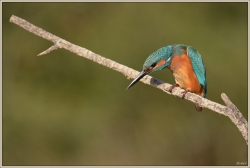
[187,46,207,97]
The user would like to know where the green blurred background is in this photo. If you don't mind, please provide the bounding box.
[3,2,248,166]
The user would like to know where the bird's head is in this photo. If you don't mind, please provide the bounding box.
[127,45,173,90]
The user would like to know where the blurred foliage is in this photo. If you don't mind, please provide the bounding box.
[3,2,247,166]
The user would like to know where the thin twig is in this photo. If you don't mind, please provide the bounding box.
[9,15,248,145]
[37,40,61,56]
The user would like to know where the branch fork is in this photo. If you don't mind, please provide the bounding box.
[37,39,61,56]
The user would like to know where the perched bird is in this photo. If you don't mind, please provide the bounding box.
[126,44,207,112]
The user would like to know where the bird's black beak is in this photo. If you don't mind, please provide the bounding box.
[126,69,152,90]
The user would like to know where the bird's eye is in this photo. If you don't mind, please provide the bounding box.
[151,63,157,67]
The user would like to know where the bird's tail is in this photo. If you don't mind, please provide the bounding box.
[195,104,202,112]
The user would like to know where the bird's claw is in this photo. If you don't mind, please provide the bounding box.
[181,90,189,99]
[169,84,179,93]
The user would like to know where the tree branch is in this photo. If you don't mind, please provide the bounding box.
[9,15,248,145]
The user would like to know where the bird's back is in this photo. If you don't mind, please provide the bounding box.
[186,46,207,98]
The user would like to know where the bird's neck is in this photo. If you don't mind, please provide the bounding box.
[173,44,187,55]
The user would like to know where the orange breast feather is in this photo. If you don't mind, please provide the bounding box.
[170,54,204,97]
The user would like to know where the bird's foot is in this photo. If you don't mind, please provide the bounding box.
[181,90,189,99]
[169,84,179,93]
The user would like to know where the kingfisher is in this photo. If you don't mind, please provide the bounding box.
[126,44,207,112]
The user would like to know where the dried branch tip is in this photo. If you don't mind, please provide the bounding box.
[37,40,61,56]
[221,93,240,113]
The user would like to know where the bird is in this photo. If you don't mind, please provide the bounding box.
[126,44,207,112]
